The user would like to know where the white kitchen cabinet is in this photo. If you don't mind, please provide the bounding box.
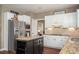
[44,35,57,48]
[44,35,69,49]
[23,15,31,24]
[31,19,38,36]
[77,9,79,27]
[55,36,69,48]
[45,15,54,28]
[45,12,77,28]
[62,12,77,28]
[18,15,23,21]
[18,15,31,24]
[45,14,64,28]
[52,14,64,26]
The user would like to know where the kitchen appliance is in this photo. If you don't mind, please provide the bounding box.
[25,24,30,37]
[8,20,15,50]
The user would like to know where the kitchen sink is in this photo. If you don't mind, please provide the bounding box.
[69,38,79,44]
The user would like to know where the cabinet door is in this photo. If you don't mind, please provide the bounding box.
[33,39,39,54]
[44,35,57,48]
[44,35,69,49]
[52,14,64,26]
[26,41,33,54]
[18,15,31,24]
[38,38,43,54]
[45,15,53,28]
[55,36,69,49]
[77,9,79,27]
[48,36,57,48]
[23,15,31,24]
[44,35,48,47]
[18,15,24,21]
[16,41,26,54]
[62,13,76,28]
[45,15,63,28]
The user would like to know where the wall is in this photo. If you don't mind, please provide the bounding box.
[0,5,2,49]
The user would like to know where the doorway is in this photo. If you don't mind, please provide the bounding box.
[37,20,45,35]
[0,15,1,49]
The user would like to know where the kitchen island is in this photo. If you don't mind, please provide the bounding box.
[16,36,43,54]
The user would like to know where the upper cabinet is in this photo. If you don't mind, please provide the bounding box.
[45,12,77,28]
[18,15,31,24]
[62,13,77,28]
[52,14,64,26]
[45,15,54,28]
[77,9,79,28]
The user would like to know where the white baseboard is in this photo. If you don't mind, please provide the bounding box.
[0,48,8,51]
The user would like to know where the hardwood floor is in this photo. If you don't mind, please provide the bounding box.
[0,47,61,54]
[43,47,61,54]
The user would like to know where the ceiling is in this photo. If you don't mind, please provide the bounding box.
[1,4,79,14]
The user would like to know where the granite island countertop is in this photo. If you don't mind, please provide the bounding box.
[16,35,43,41]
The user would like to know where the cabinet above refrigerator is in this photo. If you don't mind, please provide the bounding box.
[18,15,31,24]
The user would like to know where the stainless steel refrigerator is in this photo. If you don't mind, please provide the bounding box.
[8,20,15,50]
[8,20,26,51]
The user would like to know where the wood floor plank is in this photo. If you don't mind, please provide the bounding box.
[43,47,61,54]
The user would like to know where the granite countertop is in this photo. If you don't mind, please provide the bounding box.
[16,35,43,41]
[44,34,70,36]
[60,38,79,54]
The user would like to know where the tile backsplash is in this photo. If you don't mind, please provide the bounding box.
[45,27,79,37]
[45,27,69,34]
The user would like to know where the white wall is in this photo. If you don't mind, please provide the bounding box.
[31,18,38,36]
[0,19,1,49]
[3,12,9,50]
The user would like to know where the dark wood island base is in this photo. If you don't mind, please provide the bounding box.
[16,36,43,54]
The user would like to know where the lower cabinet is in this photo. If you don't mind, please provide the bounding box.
[16,38,43,54]
[16,40,33,54]
[44,35,69,49]
[33,38,43,54]
[26,41,33,54]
